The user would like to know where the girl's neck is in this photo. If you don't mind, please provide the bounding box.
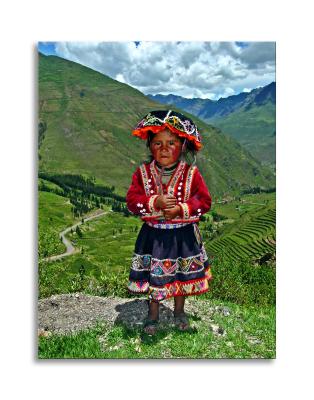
[155,160,179,171]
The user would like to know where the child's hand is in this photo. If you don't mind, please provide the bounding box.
[163,205,181,220]
[155,195,177,210]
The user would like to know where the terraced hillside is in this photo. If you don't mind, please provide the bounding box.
[206,208,276,263]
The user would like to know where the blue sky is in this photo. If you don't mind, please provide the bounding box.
[38,41,275,100]
[38,42,57,56]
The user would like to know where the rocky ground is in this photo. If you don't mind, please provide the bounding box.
[38,293,230,337]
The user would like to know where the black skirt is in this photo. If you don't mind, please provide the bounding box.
[127,223,212,302]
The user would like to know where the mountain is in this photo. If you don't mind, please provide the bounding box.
[38,53,275,197]
[148,82,276,166]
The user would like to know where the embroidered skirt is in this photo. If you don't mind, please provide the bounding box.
[127,223,212,302]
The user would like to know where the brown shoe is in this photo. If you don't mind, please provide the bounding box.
[143,317,159,336]
[174,312,190,331]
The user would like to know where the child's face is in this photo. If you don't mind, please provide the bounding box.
[150,129,183,167]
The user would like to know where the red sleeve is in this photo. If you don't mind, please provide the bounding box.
[126,167,160,216]
[179,167,211,219]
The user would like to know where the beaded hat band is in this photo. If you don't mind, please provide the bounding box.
[132,110,203,151]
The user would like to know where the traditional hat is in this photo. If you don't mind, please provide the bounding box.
[132,110,203,151]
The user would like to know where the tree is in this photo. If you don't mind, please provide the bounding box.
[76,226,83,238]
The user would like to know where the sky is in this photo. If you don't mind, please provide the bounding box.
[38,41,275,100]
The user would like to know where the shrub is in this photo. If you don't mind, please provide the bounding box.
[203,252,275,306]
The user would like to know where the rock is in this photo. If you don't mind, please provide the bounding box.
[38,293,231,336]
[38,329,52,338]
[222,307,231,316]
[214,305,231,316]
[217,326,225,335]
[135,345,142,353]
[247,336,262,345]
[209,323,226,336]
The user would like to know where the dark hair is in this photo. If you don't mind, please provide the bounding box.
[146,130,196,164]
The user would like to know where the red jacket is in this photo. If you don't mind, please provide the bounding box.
[126,160,212,225]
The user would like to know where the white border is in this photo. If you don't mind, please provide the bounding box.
[1,0,313,399]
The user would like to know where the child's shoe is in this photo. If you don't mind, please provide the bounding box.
[143,317,159,335]
[173,312,190,331]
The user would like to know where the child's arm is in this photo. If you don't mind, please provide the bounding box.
[178,167,211,219]
[126,167,161,216]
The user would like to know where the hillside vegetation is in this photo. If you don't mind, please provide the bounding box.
[149,82,276,166]
[205,198,275,263]
[38,189,275,359]
[37,53,276,359]
[38,53,275,197]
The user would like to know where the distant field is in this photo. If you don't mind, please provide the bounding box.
[39,189,275,264]
[38,189,275,300]
[68,210,143,274]
[206,209,275,262]
[201,192,276,262]
[38,190,74,258]
[209,101,276,165]
[211,192,275,220]
[38,189,142,297]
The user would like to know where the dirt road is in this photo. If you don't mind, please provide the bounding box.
[43,210,107,262]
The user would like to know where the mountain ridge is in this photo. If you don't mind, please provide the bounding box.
[148,82,276,165]
[38,53,275,197]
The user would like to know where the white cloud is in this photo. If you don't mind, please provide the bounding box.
[238,42,276,68]
[115,73,125,83]
[221,87,235,98]
[54,41,275,100]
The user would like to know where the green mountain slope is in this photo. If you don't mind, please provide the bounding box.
[210,102,275,166]
[207,205,275,263]
[149,83,276,166]
[38,53,275,197]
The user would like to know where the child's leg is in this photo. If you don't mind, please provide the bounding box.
[174,296,190,331]
[148,299,160,320]
[174,295,185,315]
[144,299,160,335]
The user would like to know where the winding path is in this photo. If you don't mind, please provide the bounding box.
[43,210,107,262]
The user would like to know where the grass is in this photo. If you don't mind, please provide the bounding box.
[38,210,143,298]
[203,195,275,264]
[212,192,275,220]
[38,190,276,307]
[38,298,275,359]
[203,253,275,307]
[38,190,276,359]
[38,190,74,258]
[209,101,276,165]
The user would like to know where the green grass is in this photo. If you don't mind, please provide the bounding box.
[38,191,275,306]
[204,253,275,306]
[209,102,276,165]
[69,211,143,273]
[38,190,142,298]
[38,298,275,359]
[211,192,275,220]
[37,53,277,359]
[38,190,276,359]
[38,210,143,298]
[203,196,276,264]
[38,191,74,258]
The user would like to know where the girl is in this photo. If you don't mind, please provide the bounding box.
[126,110,212,335]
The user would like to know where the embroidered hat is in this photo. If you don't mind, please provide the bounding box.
[132,110,203,151]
